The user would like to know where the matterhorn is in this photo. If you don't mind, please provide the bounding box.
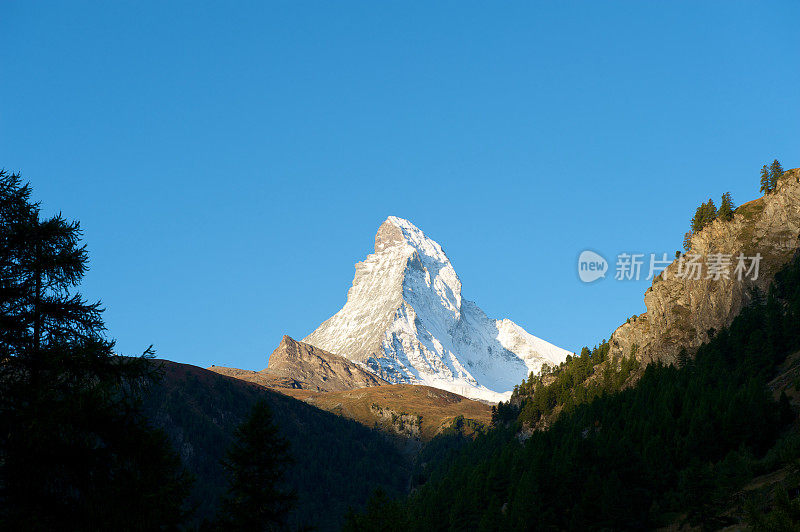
[304,216,571,401]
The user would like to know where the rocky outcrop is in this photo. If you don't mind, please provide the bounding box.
[610,168,800,364]
[208,336,387,392]
[265,335,387,392]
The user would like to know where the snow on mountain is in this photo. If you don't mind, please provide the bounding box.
[303,216,572,402]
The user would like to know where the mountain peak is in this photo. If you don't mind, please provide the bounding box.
[374,217,407,252]
[374,216,449,261]
[305,217,572,401]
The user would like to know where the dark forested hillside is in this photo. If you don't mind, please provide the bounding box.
[348,253,800,531]
[141,361,411,531]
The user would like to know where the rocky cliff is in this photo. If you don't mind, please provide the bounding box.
[610,168,800,364]
[208,336,387,392]
[265,335,387,392]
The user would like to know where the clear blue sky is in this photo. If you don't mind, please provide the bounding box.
[2,2,798,370]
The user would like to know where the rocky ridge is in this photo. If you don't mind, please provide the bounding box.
[208,335,387,393]
[610,168,800,364]
[266,335,387,391]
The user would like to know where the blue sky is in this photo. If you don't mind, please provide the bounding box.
[2,2,798,370]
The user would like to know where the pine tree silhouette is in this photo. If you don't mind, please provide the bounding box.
[0,170,191,529]
[215,399,296,531]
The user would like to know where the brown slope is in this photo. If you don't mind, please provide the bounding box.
[208,350,490,441]
[278,383,492,441]
[206,365,304,389]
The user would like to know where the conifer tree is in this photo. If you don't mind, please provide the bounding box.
[769,159,784,191]
[676,347,689,368]
[718,192,734,221]
[0,171,191,529]
[760,165,771,195]
[690,203,705,233]
[216,399,295,531]
[691,200,718,234]
[704,198,717,227]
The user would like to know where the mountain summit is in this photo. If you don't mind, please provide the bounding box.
[304,216,571,401]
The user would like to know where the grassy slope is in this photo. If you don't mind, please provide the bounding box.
[280,383,492,441]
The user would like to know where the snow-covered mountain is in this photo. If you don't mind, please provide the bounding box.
[303,216,572,402]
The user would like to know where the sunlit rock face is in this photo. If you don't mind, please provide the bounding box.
[610,168,800,365]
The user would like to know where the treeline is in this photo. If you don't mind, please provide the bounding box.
[493,342,638,428]
[347,252,800,530]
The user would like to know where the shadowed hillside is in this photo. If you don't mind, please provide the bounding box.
[141,360,411,531]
